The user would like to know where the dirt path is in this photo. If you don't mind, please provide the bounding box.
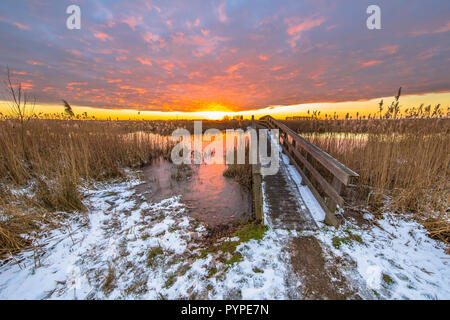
[289,236,363,299]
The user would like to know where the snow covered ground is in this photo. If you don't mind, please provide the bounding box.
[273,134,450,299]
[317,215,450,299]
[0,151,448,299]
[0,173,300,299]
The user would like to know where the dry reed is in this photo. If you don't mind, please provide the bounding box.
[283,117,449,242]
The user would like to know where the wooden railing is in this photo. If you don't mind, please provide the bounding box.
[259,115,359,226]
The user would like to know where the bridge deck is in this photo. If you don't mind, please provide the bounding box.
[262,135,318,231]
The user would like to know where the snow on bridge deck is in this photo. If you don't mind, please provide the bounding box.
[261,132,321,231]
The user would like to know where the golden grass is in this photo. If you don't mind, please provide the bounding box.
[0,117,252,256]
[0,119,176,255]
[283,118,449,242]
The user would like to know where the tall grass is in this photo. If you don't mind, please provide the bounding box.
[0,119,175,183]
[283,118,449,242]
[0,117,252,256]
[0,119,175,256]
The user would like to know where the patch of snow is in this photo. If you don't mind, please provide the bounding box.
[317,214,450,299]
[363,213,374,220]
[280,152,326,222]
[0,172,301,300]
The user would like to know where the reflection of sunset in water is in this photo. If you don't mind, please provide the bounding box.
[139,158,251,227]
[136,132,252,226]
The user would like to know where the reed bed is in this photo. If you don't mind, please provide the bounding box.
[0,118,177,256]
[283,118,449,242]
[0,117,252,256]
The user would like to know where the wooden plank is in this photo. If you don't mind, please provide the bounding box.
[252,116,263,225]
[252,163,263,224]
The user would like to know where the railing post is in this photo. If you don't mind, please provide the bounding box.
[251,116,263,224]
[324,177,343,225]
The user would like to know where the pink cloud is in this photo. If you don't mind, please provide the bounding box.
[286,17,325,48]
[13,22,30,30]
[380,45,398,55]
[172,32,185,44]
[287,17,325,35]
[411,22,450,36]
[187,18,200,29]
[326,24,338,31]
[94,32,113,41]
[217,2,227,23]
[435,21,450,33]
[258,55,269,61]
[121,15,142,30]
[143,32,160,43]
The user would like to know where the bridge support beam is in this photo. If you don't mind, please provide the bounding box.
[251,115,264,224]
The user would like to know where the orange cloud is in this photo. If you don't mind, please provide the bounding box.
[258,55,269,61]
[26,60,43,66]
[67,82,88,87]
[42,86,55,92]
[136,57,152,66]
[118,85,147,94]
[226,62,246,73]
[361,60,383,67]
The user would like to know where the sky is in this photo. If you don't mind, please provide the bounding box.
[0,0,449,119]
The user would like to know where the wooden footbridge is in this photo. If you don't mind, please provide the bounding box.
[252,115,359,228]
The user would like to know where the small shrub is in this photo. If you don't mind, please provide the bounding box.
[146,247,163,267]
[382,273,396,285]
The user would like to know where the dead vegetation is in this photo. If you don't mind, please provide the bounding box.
[223,145,252,189]
[282,94,449,243]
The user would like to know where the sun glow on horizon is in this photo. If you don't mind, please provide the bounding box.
[199,111,230,120]
[0,92,448,120]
